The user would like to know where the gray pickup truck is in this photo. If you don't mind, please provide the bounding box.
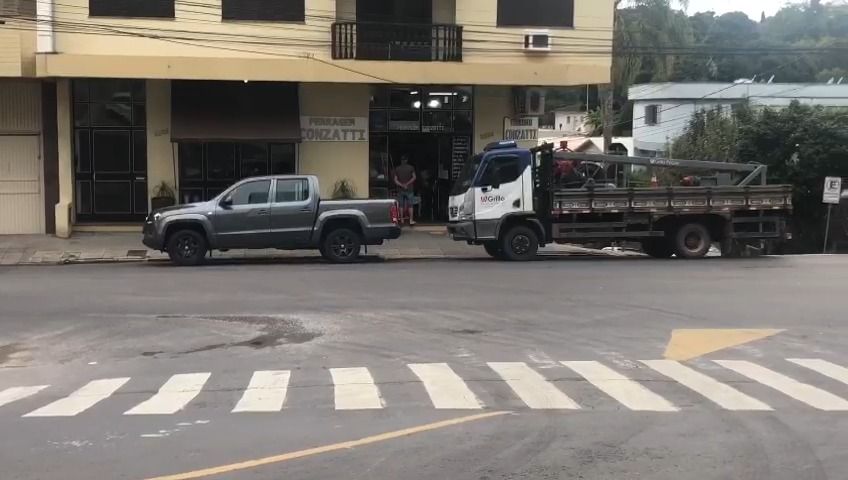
[143,175,401,265]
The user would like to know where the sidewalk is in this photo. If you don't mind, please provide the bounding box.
[0,227,634,266]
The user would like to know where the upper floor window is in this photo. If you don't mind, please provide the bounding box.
[223,0,305,21]
[645,105,661,126]
[89,0,174,18]
[497,0,575,28]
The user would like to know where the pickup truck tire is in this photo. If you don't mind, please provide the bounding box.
[674,223,712,259]
[501,225,539,261]
[483,242,505,260]
[642,239,674,259]
[166,229,207,266]
[321,228,362,263]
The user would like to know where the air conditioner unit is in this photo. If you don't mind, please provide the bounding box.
[524,31,552,52]
[514,87,546,116]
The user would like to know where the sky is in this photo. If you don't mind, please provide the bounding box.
[686,0,786,20]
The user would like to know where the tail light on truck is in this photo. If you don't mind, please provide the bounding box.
[390,202,400,225]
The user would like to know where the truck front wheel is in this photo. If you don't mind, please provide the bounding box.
[674,223,712,259]
[501,225,539,261]
[166,229,208,266]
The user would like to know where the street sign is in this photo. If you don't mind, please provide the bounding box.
[823,177,842,204]
[503,117,539,149]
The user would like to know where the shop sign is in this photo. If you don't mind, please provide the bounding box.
[301,116,368,142]
[503,117,539,146]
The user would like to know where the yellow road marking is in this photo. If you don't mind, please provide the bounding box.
[664,329,784,361]
[144,411,510,480]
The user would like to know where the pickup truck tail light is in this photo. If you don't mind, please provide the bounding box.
[390,202,400,225]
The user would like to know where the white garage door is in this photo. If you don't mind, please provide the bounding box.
[0,135,43,234]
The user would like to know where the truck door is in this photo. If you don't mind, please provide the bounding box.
[269,178,315,247]
[473,153,529,234]
[214,179,272,249]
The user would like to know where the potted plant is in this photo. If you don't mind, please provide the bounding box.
[332,179,357,200]
[151,181,177,210]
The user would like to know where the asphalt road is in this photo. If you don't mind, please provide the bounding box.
[1,255,847,480]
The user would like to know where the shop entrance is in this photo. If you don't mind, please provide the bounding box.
[369,86,473,223]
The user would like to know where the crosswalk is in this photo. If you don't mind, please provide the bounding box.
[2,358,848,418]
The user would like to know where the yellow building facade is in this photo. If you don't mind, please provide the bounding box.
[0,0,614,235]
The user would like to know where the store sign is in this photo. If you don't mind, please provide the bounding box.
[503,117,539,146]
[301,116,368,142]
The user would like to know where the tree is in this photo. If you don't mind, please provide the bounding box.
[670,102,848,252]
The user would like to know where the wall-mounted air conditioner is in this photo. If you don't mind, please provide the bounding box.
[524,31,551,52]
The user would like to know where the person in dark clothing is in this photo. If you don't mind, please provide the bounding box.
[394,155,417,225]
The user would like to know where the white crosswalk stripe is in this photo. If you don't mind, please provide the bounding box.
[232,370,291,413]
[488,362,580,409]
[24,378,130,417]
[562,361,678,412]
[0,386,49,409]
[641,360,772,411]
[125,373,211,415]
[330,367,384,410]
[408,363,483,409]
[787,359,848,386]
[715,360,848,411]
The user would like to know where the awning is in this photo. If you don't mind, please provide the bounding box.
[171,81,300,142]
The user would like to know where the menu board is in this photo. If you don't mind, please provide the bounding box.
[451,136,471,180]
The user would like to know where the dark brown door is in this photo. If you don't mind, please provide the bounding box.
[73,79,148,222]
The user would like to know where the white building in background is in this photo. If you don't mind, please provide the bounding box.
[629,82,848,157]
[552,108,590,135]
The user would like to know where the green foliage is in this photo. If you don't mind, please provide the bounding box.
[671,102,848,252]
[615,1,848,88]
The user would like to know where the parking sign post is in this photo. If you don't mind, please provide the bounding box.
[822,177,842,254]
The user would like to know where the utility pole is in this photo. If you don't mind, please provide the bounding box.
[603,1,621,154]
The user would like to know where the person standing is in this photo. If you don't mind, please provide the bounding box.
[394,155,417,226]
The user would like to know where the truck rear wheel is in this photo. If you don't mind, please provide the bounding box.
[321,228,362,264]
[500,225,539,261]
[483,242,505,260]
[642,239,674,259]
[674,223,712,259]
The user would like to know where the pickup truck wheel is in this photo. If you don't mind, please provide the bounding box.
[322,228,362,263]
[166,230,207,266]
[483,242,505,260]
[674,223,711,259]
[642,239,674,259]
[501,225,539,261]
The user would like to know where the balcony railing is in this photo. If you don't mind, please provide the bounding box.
[331,22,463,62]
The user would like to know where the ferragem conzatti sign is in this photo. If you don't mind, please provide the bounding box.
[301,116,368,142]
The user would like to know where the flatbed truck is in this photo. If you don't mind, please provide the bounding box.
[447,141,792,260]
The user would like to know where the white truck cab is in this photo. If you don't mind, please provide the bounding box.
[448,141,541,260]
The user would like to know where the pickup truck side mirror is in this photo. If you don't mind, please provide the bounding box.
[220,197,233,209]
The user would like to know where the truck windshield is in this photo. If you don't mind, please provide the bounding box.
[450,154,484,196]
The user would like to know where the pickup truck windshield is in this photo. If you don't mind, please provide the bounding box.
[450,154,484,196]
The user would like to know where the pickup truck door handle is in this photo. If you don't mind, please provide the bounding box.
[299,207,312,212]
[254,209,270,216]
[481,186,492,193]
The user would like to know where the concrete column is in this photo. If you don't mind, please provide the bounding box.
[473,86,513,152]
[54,79,73,238]
[146,80,175,205]
[299,83,370,199]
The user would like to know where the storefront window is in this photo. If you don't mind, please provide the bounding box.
[178,142,297,203]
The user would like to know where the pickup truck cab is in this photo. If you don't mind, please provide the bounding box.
[143,175,400,265]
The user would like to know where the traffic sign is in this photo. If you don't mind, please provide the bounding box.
[823,177,842,204]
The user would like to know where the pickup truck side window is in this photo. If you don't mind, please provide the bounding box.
[229,180,271,206]
[275,179,309,203]
[479,155,522,186]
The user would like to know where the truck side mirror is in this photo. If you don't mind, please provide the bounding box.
[220,196,233,209]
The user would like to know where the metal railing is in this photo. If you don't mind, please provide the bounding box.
[331,22,463,62]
